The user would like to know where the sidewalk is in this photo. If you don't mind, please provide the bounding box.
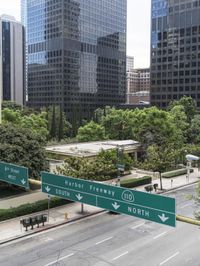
[0,202,103,244]
[136,167,200,192]
[0,168,199,244]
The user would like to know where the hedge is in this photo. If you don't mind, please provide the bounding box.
[0,197,71,222]
[120,176,152,188]
[162,168,194,178]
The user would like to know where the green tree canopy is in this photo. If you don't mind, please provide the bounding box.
[169,105,189,143]
[77,121,107,142]
[2,108,48,140]
[57,149,133,181]
[189,115,200,144]
[168,96,197,123]
[0,124,48,179]
[102,108,134,140]
[132,107,182,149]
[47,105,72,140]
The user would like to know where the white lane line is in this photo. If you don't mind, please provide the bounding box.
[131,222,145,230]
[44,253,74,266]
[153,231,167,240]
[95,236,113,245]
[159,251,180,265]
[179,202,193,209]
[112,251,129,261]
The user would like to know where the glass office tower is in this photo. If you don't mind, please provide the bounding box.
[151,0,200,108]
[22,0,127,121]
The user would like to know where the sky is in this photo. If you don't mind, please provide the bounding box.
[0,0,151,68]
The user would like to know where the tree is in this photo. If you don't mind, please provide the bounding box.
[139,144,178,190]
[2,101,23,111]
[189,115,200,144]
[132,107,182,150]
[169,105,189,143]
[50,105,56,139]
[0,124,48,179]
[58,107,64,141]
[102,108,134,140]
[77,121,107,142]
[2,108,49,140]
[47,105,71,140]
[57,149,133,181]
[168,96,197,123]
[57,157,118,181]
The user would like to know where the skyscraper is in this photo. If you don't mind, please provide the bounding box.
[0,15,25,105]
[22,0,127,121]
[151,0,200,108]
[126,56,134,72]
[126,68,150,104]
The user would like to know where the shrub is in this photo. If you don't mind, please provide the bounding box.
[120,176,152,188]
[162,168,193,178]
[0,197,70,222]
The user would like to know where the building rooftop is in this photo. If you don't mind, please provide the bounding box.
[46,140,140,158]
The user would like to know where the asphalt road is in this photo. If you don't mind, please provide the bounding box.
[0,184,199,266]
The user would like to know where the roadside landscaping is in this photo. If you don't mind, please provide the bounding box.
[0,197,70,222]
[120,176,152,188]
[162,168,194,178]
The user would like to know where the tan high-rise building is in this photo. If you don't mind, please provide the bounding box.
[126,68,150,104]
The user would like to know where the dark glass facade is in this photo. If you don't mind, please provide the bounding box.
[2,21,11,100]
[151,0,200,108]
[25,0,127,120]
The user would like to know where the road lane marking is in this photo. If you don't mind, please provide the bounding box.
[95,236,113,245]
[44,253,74,266]
[112,251,129,261]
[44,237,54,242]
[180,202,193,209]
[131,222,145,229]
[159,251,180,265]
[153,231,167,240]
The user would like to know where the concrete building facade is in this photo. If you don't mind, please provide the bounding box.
[0,15,25,105]
[126,68,150,104]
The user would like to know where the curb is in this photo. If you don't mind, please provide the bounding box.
[0,209,105,246]
[156,180,199,194]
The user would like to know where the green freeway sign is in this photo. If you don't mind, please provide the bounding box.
[41,172,176,227]
[0,161,29,189]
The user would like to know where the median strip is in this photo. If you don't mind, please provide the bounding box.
[176,215,200,226]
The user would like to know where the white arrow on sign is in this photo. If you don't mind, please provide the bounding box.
[76,193,83,201]
[158,214,169,223]
[45,186,51,193]
[21,179,26,185]
[112,202,120,210]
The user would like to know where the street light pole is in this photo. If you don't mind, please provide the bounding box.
[159,171,163,190]
[117,145,124,186]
